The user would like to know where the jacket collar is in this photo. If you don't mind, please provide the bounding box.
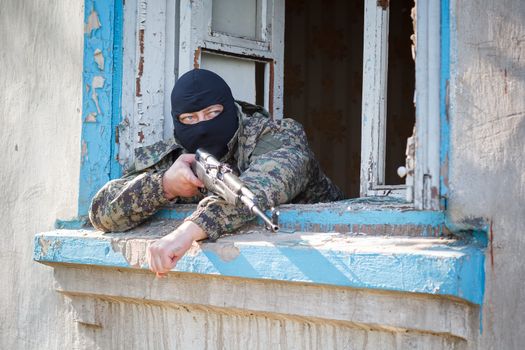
[221,102,244,162]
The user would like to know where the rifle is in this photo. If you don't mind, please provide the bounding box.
[191,148,280,232]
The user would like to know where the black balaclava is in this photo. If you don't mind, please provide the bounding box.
[171,68,238,159]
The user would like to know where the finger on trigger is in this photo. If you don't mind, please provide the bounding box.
[194,177,204,188]
[179,153,196,164]
[185,171,204,188]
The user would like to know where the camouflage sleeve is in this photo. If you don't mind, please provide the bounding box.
[89,169,171,232]
[186,119,312,241]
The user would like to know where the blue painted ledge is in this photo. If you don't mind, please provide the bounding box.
[156,200,449,237]
[34,228,485,305]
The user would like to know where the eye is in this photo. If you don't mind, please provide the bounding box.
[205,105,224,119]
[179,114,196,124]
[207,109,221,118]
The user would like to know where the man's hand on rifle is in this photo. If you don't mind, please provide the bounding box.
[162,154,204,200]
[146,221,207,278]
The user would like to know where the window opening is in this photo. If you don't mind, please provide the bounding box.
[385,0,416,185]
[284,0,416,198]
[283,0,364,198]
[116,0,439,209]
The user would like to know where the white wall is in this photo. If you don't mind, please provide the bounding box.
[448,0,525,348]
[0,1,83,348]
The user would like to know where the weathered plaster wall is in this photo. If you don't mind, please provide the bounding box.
[54,264,478,349]
[448,0,525,348]
[0,1,84,348]
[65,295,468,350]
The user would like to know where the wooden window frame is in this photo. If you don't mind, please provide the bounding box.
[360,0,441,210]
[118,0,284,169]
[178,0,284,118]
[116,0,441,209]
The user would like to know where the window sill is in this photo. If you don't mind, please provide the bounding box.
[34,205,485,305]
[157,198,447,236]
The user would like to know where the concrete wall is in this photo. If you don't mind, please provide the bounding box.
[448,0,525,348]
[0,0,83,348]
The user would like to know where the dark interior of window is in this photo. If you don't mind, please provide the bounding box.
[284,0,416,197]
[385,0,417,185]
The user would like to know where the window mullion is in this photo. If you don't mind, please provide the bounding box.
[414,0,440,210]
[120,0,170,170]
[360,0,390,197]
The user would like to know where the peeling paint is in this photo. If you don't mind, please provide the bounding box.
[36,236,62,259]
[94,49,105,70]
[33,230,486,305]
[440,153,450,206]
[431,186,439,201]
[92,76,105,89]
[158,203,449,236]
[440,0,451,205]
[91,76,105,115]
[193,47,201,69]
[39,237,50,257]
[85,112,97,123]
[136,29,145,97]
[81,140,88,164]
[377,0,389,10]
[84,10,101,35]
[78,0,123,215]
[202,242,241,262]
[111,239,149,268]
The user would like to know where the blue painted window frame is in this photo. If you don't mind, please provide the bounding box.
[79,0,123,216]
[45,0,488,309]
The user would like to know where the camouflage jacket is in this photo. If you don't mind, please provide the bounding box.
[89,101,344,240]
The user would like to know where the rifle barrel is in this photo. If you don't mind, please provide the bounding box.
[252,206,279,232]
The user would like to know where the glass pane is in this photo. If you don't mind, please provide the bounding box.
[201,52,257,103]
[212,0,259,40]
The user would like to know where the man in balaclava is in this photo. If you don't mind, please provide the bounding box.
[89,68,345,277]
[159,69,241,213]
[171,68,238,160]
